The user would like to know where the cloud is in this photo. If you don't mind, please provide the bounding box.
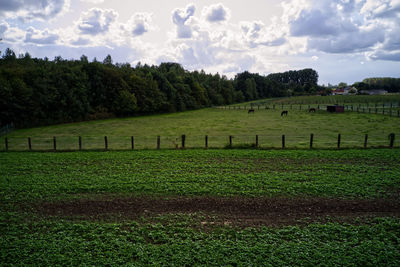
[368,50,400,61]
[361,0,400,18]
[202,3,230,23]
[80,0,104,3]
[240,20,286,48]
[0,21,8,35]
[172,4,196,38]
[124,13,153,37]
[308,26,384,53]
[25,27,59,45]
[0,0,70,21]
[0,21,25,43]
[77,8,118,35]
[280,0,397,57]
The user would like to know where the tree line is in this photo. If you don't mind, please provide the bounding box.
[353,78,400,93]
[0,49,322,128]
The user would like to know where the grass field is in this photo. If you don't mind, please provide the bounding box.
[1,149,400,265]
[1,106,400,150]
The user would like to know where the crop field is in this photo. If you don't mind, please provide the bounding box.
[1,149,400,265]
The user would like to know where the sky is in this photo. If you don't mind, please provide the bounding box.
[0,0,399,85]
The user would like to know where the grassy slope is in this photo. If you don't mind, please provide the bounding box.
[2,107,400,150]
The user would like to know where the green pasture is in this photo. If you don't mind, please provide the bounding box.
[2,105,400,150]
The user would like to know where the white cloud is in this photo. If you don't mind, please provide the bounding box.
[123,12,153,37]
[172,4,196,38]
[80,0,104,3]
[361,0,400,18]
[279,0,397,58]
[77,8,118,35]
[0,21,25,43]
[0,0,70,21]
[240,20,286,48]
[25,27,59,45]
[0,21,8,35]
[202,3,231,23]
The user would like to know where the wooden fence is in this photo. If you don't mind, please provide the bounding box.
[1,133,397,151]
[217,103,400,117]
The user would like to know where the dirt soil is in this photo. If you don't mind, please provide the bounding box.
[28,196,400,227]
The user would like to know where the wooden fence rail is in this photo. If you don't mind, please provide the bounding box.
[1,133,397,151]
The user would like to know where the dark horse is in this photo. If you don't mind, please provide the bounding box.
[309,108,316,113]
[281,110,288,116]
[248,108,255,114]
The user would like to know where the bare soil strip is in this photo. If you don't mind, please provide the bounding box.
[27,196,400,226]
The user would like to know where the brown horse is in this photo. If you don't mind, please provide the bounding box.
[281,110,288,116]
[248,108,255,114]
[309,108,316,113]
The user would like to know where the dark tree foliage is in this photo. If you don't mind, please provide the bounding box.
[0,49,321,128]
[360,78,400,93]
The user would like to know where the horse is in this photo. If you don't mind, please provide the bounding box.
[309,108,316,113]
[248,108,255,114]
[281,110,288,116]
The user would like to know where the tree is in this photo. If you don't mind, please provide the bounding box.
[103,54,113,65]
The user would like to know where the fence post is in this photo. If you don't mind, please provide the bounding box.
[53,136,56,151]
[299,104,301,110]
[131,136,134,150]
[364,134,368,148]
[104,136,108,150]
[205,135,208,149]
[5,137,8,151]
[389,134,395,148]
[282,134,285,149]
[157,136,160,149]
[28,137,32,151]
[181,134,186,149]
[229,135,233,147]
[79,136,82,150]
[310,133,314,149]
[337,134,341,149]
[398,110,400,117]
[256,135,259,147]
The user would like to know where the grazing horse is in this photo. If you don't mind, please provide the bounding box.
[281,110,288,116]
[309,108,316,113]
[248,108,255,114]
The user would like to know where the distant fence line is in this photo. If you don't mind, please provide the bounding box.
[216,103,400,117]
[2,133,397,151]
